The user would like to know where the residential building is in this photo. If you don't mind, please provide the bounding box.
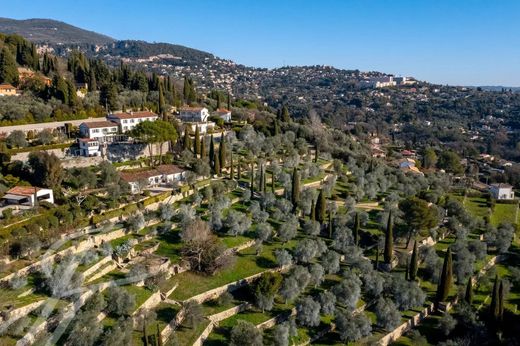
[489,183,515,200]
[1,186,54,207]
[215,108,232,122]
[185,122,216,135]
[178,107,210,122]
[120,165,186,194]
[78,138,102,157]
[0,83,18,96]
[107,111,159,133]
[358,76,396,89]
[79,121,119,141]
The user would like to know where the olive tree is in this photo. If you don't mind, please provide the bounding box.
[296,296,321,327]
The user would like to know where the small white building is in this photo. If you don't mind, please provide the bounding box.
[185,121,216,135]
[78,138,102,157]
[107,111,159,133]
[359,76,397,89]
[1,186,54,207]
[214,109,232,122]
[490,183,515,200]
[120,165,186,194]
[79,121,119,141]
[178,107,209,122]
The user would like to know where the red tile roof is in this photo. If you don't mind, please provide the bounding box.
[119,165,185,182]
[0,83,16,90]
[6,186,42,197]
[216,108,231,113]
[179,107,206,112]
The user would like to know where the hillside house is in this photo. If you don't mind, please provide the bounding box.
[489,183,515,200]
[0,83,18,96]
[120,165,186,194]
[178,107,210,122]
[107,111,159,133]
[215,109,232,122]
[78,138,102,157]
[1,186,54,207]
[79,121,119,141]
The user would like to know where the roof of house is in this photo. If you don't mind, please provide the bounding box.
[0,83,16,90]
[119,165,185,183]
[179,107,206,112]
[80,121,118,129]
[216,108,231,114]
[4,186,44,197]
[108,111,158,120]
[490,183,513,189]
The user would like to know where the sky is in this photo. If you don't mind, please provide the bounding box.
[2,0,520,86]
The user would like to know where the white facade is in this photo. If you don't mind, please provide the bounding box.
[178,107,210,122]
[107,111,159,133]
[1,186,54,207]
[120,165,186,194]
[78,138,101,157]
[79,121,119,140]
[490,184,515,200]
[185,121,216,135]
[215,109,232,122]
[359,76,397,89]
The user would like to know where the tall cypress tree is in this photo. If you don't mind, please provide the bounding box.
[271,171,275,193]
[209,135,215,166]
[314,145,319,163]
[237,159,241,181]
[143,322,148,346]
[227,92,231,110]
[310,199,316,221]
[250,163,255,195]
[498,280,504,320]
[384,211,394,264]
[230,152,234,180]
[183,127,191,150]
[490,275,500,319]
[261,165,266,193]
[436,248,453,303]
[328,213,333,238]
[200,136,206,158]
[354,212,360,246]
[274,119,280,136]
[216,93,222,109]
[291,168,300,207]
[158,83,166,115]
[214,153,221,176]
[219,133,226,168]
[281,105,290,122]
[194,126,201,156]
[409,240,418,281]
[464,276,473,305]
[316,190,326,223]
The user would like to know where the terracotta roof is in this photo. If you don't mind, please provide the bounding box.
[0,83,16,90]
[5,186,42,197]
[216,108,231,113]
[81,121,118,129]
[156,165,185,175]
[491,183,513,189]
[179,107,206,112]
[109,111,158,120]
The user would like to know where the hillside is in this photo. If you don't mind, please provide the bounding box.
[0,17,114,45]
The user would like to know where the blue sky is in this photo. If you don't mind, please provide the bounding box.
[2,0,520,86]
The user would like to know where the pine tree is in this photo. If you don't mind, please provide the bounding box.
[409,240,418,280]
[291,168,300,207]
[316,189,326,223]
[354,212,360,246]
[219,133,226,168]
[194,126,201,156]
[436,248,453,303]
[384,211,394,264]
[0,47,19,85]
[464,277,473,305]
[209,135,215,166]
[490,275,500,319]
[200,136,206,158]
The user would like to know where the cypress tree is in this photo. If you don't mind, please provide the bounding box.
[250,163,254,195]
[219,133,226,168]
[291,168,300,207]
[209,135,215,165]
[262,165,266,193]
[281,105,290,122]
[316,189,326,223]
[258,164,264,192]
[183,128,191,150]
[498,280,504,320]
[200,136,206,158]
[384,211,394,264]
[328,213,333,238]
[409,240,418,280]
[314,145,319,163]
[227,92,231,110]
[375,246,380,270]
[158,83,165,115]
[183,76,190,103]
[194,126,201,156]
[490,275,500,319]
[436,248,453,303]
[310,199,316,221]
[157,324,163,346]
[405,259,409,281]
[271,171,275,193]
[230,152,234,180]
[464,277,473,305]
[216,93,222,109]
[0,47,19,85]
[354,212,360,246]
[214,153,221,176]
[237,159,241,180]
[143,322,148,346]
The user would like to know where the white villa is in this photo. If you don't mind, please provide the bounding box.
[490,183,515,200]
[178,107,210,122]
[78,138,103,157]
[120,165,186,194]
[215,108,232,122]
[79,121,119,141]
[1,186,54,207]
[107,111,159,133]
